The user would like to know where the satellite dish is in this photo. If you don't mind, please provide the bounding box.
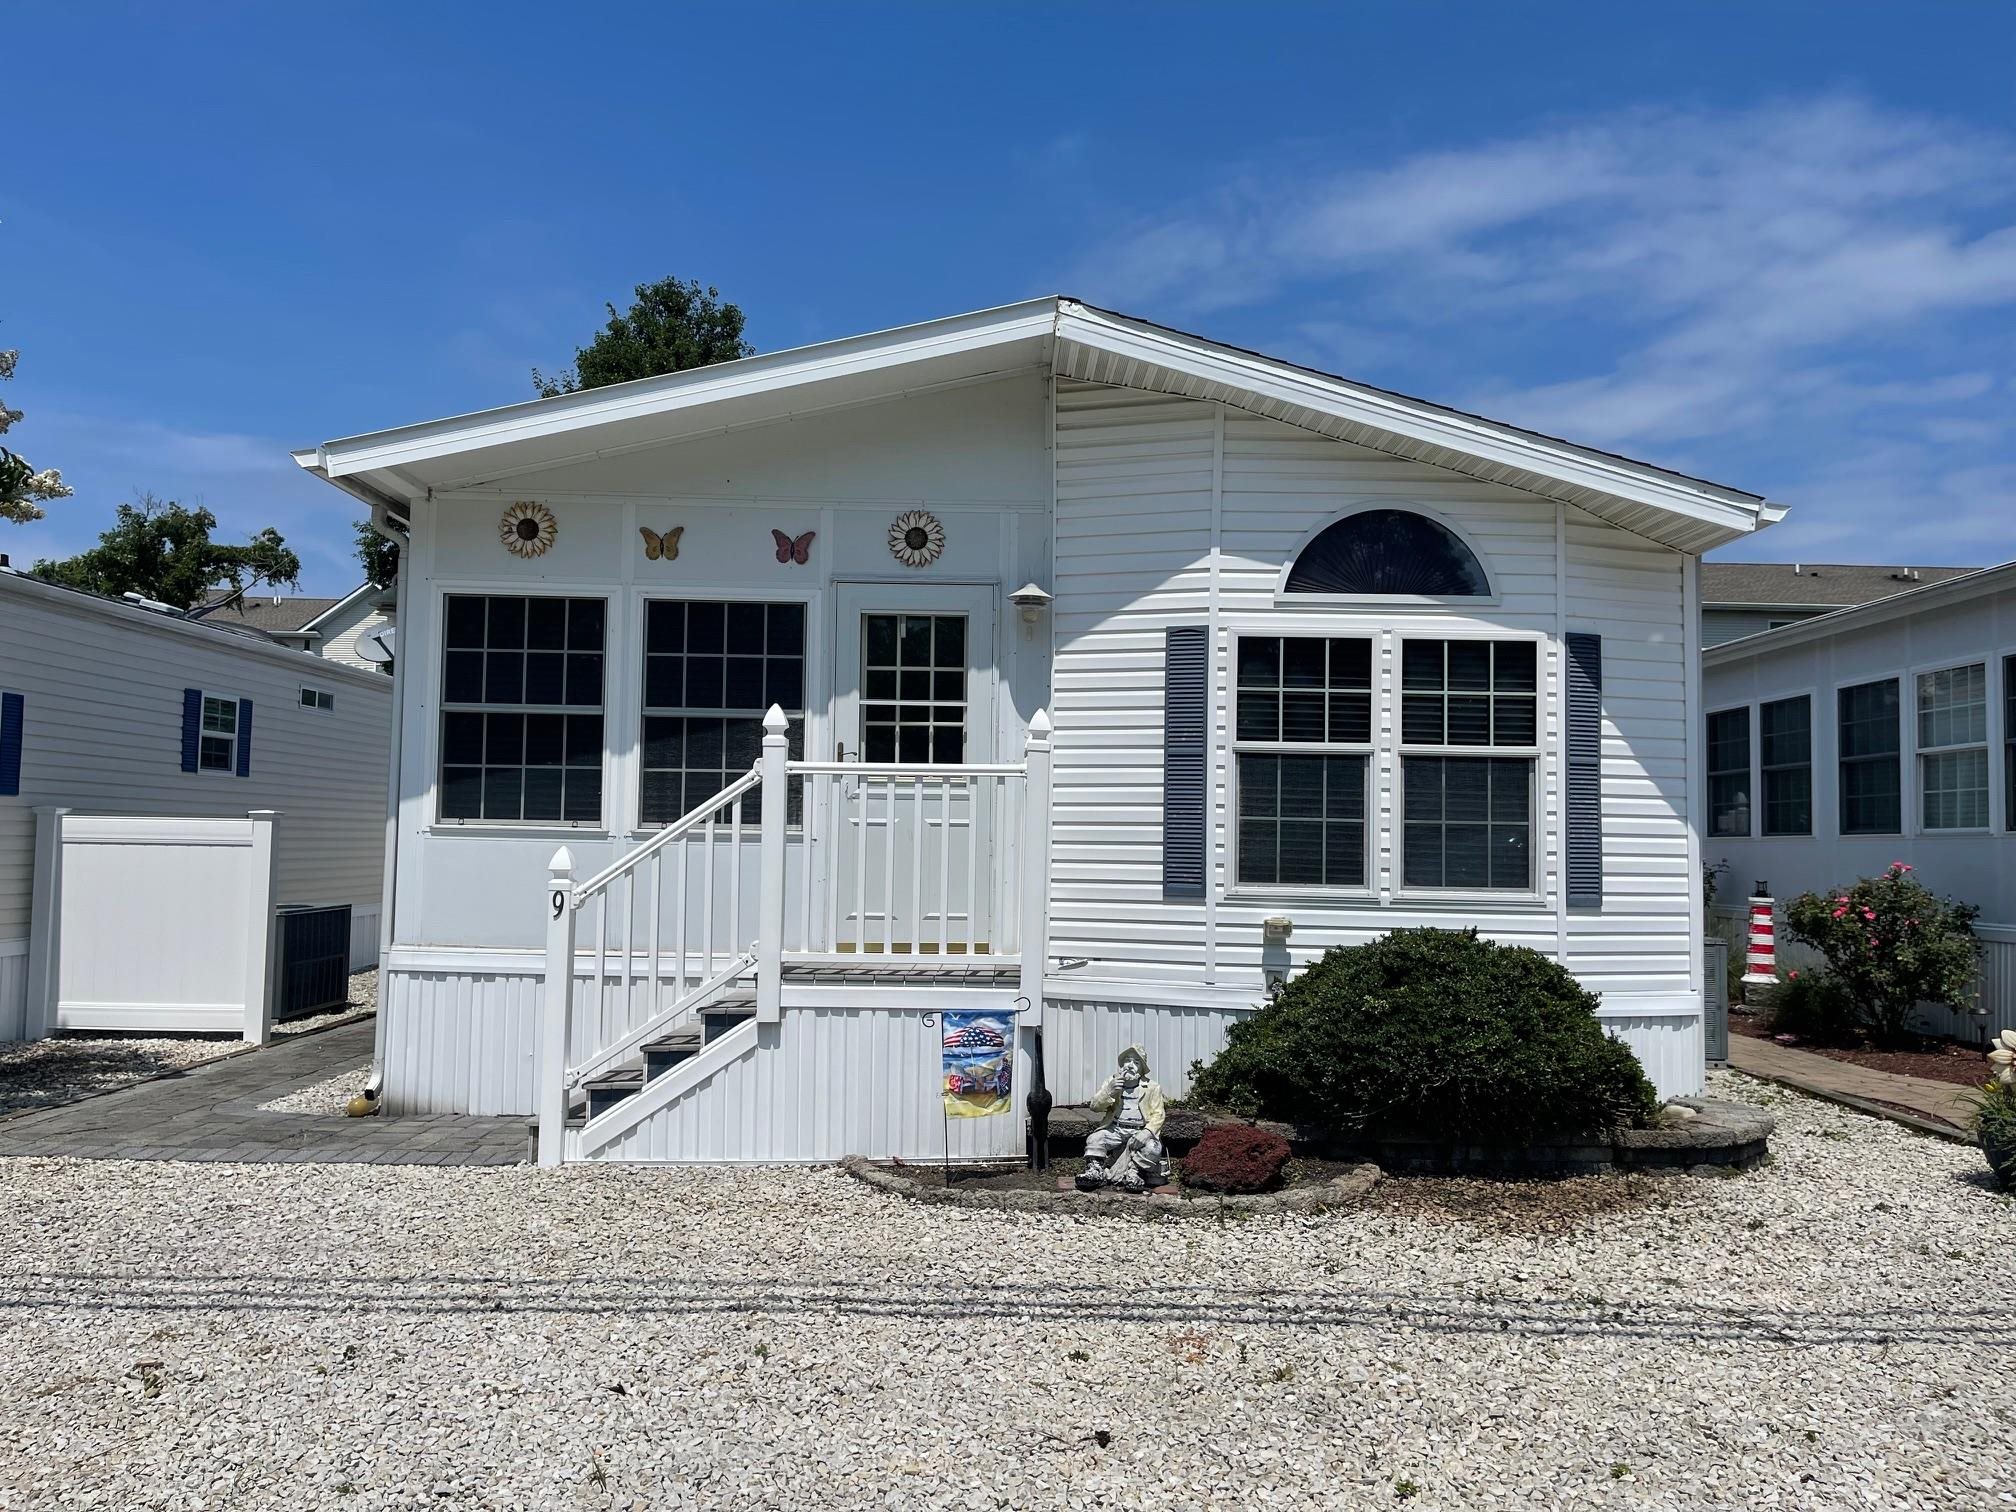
[356,625,397,665]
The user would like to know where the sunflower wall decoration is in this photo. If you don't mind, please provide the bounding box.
[888,509,945,568]
[499,501,558,559]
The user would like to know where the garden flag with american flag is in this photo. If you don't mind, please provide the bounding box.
[941,1011,1012,1118]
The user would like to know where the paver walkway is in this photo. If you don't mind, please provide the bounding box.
[0,1020,525,1165]
[1729,1033,1977,1135]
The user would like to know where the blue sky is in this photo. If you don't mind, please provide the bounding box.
[7,2,2015,592]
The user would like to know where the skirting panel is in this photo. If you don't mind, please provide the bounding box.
[1599,1011,1703,1100]
[1045,997,1255,1104]
[0,942,26,1042]
[348,907,380,973]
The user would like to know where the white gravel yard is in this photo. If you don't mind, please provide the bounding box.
[0,970,376,1115]
[0,1071,2008,1512]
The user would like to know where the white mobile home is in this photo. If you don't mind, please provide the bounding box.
[294,298,1781,1163]
[0,567,393,1039]
[1702,560,2016,1038]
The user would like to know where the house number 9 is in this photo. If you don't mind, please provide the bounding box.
[551,890,567,920]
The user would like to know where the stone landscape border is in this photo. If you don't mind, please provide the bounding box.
[839,1154,1383,1217]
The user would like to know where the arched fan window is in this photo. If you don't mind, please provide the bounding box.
[1284,508,1491,598]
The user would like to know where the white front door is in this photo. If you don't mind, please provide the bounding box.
[826,583,999,954]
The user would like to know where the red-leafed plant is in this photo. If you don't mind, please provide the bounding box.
[1180,1124,1292,1194]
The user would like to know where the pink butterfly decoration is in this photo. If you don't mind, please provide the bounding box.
[771,528,815,565]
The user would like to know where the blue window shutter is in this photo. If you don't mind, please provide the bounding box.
[180,688,202,773]
[0,692,23,797]
[1162,625,1208,899]
[236,698,254,777]
[1565,632,1603,909]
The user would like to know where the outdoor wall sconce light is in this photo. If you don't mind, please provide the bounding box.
[1262,915,1294,943]
[1009,582,1053,626]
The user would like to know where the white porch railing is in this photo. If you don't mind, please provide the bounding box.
[537,706,1052,1165]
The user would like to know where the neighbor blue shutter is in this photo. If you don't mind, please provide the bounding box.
[235,698,254,777]
[0,692,23,797]
[180,688,202,772]
[1162,625,1207,899]
[1565,632,1603,909]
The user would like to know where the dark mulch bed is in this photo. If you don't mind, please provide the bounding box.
[879,1154,1367,1199]
[1731,1012,1991,1089]
[1367,1172,1687,1235]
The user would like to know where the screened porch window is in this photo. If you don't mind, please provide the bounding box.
[2006,655,2016,832]
[1917,662,1988,831]
[1399,638,1537,891]
[1759,695,1812,836]
[1233,636,1371,887]
[439,594,605,823]
[1838,678,1901,835]
[1706,707,1752,837]
[641,600,804,826]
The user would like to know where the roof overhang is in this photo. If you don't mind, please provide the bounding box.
[294,296,1782,554]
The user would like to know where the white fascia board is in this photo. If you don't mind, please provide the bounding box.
[1702,557,2016,665]
[298,582,379,633]
[1058,302,1773,540]
[303,298,1062,479]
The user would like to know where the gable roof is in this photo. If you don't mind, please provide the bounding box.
[1703,558,2016,663]
[194,589,344,634]
[294,296,1784,553]
[1700,560,1976,609]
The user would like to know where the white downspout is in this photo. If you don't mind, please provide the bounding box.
[360,501,410,1105]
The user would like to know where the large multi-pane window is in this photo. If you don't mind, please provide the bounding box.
[1233,636,1372,887]
[1838,677,1901,835]
[1706,707,1752,837]
[641,600,805,826]
[440,595,605,823]
[1399,638,1537,891]
[1759,696,1812,836]
[1917,662,1989,830]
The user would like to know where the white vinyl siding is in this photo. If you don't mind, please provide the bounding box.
[0,575,393,943]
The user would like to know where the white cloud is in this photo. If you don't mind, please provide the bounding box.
[1065,95,2016,562]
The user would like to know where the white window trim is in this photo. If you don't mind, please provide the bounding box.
[2000,642,2016,836]
[1912,657,1991,834]
[1224,627,1547,905]
[632,589,821,835]
[299,686,334,712]
[193,690,242,776]
[1268,499,1503,610]
[426,584,616,834]
[1833,665,1909,839]
[1705,703,1754,840]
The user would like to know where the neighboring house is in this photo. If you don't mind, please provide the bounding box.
[195,583,396,672]
[1701,560,2016,1039]
[293,296,1781,1163]
[0,566,394,1039]
[1700,561,1974,647]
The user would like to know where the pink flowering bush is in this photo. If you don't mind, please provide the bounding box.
[1783,864,1981,1043]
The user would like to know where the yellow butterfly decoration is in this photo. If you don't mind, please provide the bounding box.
[639,525,684,562]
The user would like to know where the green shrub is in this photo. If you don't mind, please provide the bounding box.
[1782,865,1981,1043]
[1765,970,1857,1042]
[1189,928,1658,1143]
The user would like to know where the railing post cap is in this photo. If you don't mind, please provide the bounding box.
[1028,707,1052,737]
[762,704,789,735]
[548,845,574,877]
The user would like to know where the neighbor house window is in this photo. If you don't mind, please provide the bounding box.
[439,594,605,824]
[1399,638,1537,891]
[640,599,804,826]
[1917,662,1988,830]
[2005,654,2016,832]
[299,687,334,711]
[1233,636,1371,887]
[199,695,238,772]
[1838,677,1901,835]
[1759,696,1811,836]
[1706,707,1752,837]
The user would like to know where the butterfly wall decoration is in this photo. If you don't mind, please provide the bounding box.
[638,525,683,562]
[771,528,815,566]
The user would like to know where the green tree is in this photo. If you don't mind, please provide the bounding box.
[354,517,398,588]
[33,494,301,611]
[0,346,75,524]
[533,276,753,396]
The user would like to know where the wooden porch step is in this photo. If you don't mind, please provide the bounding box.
[583,1066,645,1120]
[641,1028,704,1080]
[702,996,757,1042]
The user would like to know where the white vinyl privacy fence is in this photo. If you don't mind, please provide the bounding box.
[23,808,280,1041]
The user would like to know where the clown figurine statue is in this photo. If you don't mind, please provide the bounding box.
[1075,1045,1169,1192]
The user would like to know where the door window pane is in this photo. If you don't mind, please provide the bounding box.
[861,613,968,765]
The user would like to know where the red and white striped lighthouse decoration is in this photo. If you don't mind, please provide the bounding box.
[1742,890,1778,986]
